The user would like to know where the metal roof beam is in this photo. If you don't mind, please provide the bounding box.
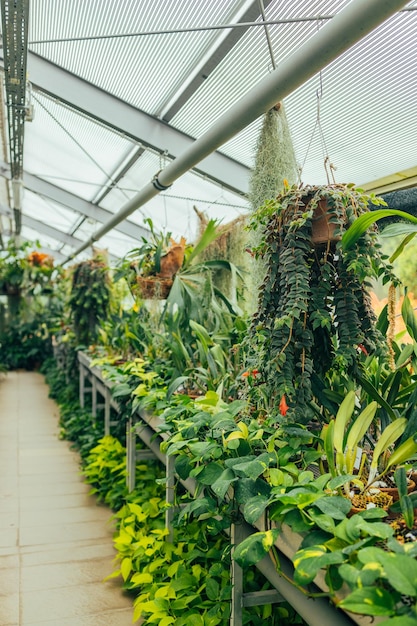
[19,215,118,262]
[160,0,274,122]
[0,160,149,241]
[22,52,250,196]
[20,214,83,248]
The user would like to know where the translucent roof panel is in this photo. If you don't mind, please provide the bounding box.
[29,0,253,114]
[24,92,138,201]
[23,190,79,232]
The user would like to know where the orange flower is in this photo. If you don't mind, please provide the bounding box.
[242,369,259,379]
[279,395,289,416]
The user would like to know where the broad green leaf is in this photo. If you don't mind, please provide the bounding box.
[196,462,224,485]
[206,577,220,601]
[243,495,270,524]
[232,459,267,480]
[374,552,417,597]
[328,474,356,491]
[313,496,351,519]
[308,510,335,534]
[211,468,236,500]
[175,455,192,480]
[293,546,345,585]
[130,572,153,585]
[111,383,132,398]
[338,586,395,616]
[339,562,383,588]
[342,209,417,250]
[171,573,198,591]
[120,557,132,581]
[233,529,280,567]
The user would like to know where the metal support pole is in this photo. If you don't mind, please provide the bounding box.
[79,364,85,408]
[165,455,175,543]
[91,377,97,418]
[126,417,136,492]
[64,0,409,263]
[104,388,111,436]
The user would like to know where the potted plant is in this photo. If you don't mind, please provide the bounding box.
[244,182,399,424]
[321,390,417,511]
[116,218,187,299]
[68,250,111,347]
[0,238,31,295]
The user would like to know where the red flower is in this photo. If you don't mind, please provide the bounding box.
[279,395,289,416]
[357,344,369,356]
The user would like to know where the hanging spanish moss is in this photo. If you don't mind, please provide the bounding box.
[248,104,298,213]
[246,104,299,311]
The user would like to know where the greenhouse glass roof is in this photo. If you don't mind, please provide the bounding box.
[0,0,416,261]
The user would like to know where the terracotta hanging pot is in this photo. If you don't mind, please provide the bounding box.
[310,198,341,245]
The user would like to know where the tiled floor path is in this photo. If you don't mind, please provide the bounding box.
[0,370,138,625]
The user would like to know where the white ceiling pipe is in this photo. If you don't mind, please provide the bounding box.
[64,0,409,263]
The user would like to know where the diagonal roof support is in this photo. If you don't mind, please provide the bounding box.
[20,214,84,248]
[20,215,118,262]
[0,160,149,241]
[20,52,250,196]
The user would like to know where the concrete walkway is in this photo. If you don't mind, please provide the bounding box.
[0,371,137,626]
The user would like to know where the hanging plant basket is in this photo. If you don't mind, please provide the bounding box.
[245,183,399,423]
[135,276,173,300]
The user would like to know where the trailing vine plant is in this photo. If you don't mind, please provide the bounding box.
[245,183,400,424]
[69,250,111,347]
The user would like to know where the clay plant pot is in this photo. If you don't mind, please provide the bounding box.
[302,197,341,245]
[379,480,415,502]
[311,200,341,245]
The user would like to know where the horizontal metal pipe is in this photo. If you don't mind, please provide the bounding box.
[65,0,408,263]
[29,6,417,46]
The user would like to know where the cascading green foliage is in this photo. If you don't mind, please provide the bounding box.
[245,184,399,424]
[69,253,111,347]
